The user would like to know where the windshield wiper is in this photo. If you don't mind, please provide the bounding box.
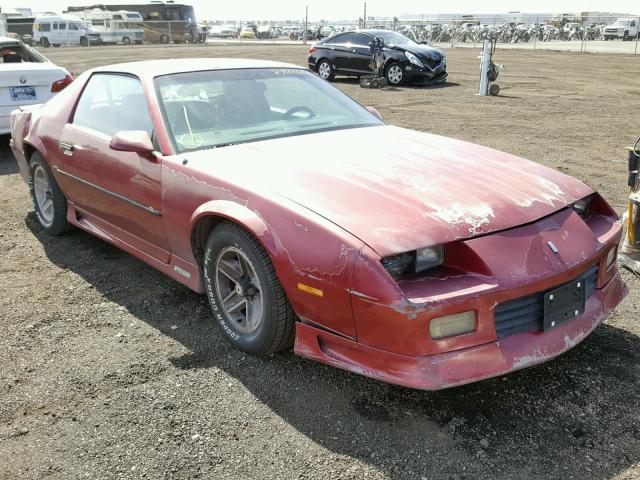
[201,142,237,150]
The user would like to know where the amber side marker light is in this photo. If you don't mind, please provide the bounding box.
[298,282,324,297]
[429,311,476,339]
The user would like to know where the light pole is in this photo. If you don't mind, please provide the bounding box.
[363,2,367,29]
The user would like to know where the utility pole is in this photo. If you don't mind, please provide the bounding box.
[303,5,308,44]
[363,2,367,29]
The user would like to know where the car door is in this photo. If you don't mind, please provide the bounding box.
[68,22,80,43]
[353,33,375,73]
[328,32,357,73]
[56,73,170,262]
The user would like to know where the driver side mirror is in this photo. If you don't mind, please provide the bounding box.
[109,130,155,158]
[366,106,383,121]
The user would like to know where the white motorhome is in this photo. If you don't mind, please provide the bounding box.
[74,9,144,44]
[32,14,101,47]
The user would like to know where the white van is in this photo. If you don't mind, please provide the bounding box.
[74,9,144,45]
[32,15,102,47]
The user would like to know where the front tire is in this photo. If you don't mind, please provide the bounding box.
[80,36,88,47]
[203,222,295,356]
[122,36,131,45]
[385,62,405,86]
[316,59,335,81]
[40,37,50,48]
[29,152,70,235]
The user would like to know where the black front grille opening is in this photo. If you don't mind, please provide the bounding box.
[494,265,599,339]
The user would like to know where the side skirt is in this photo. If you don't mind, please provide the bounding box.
[67,203,205,293]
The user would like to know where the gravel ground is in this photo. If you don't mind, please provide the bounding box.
[1,44,639,480]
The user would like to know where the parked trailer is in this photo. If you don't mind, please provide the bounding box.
[69,8,144,44]
[66,3,198,43]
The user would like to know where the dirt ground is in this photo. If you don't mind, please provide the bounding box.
[1,44,640,480]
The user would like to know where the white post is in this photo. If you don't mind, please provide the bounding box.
[478,39,490,96]
[633,17,640,55]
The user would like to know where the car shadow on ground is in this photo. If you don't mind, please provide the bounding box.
[28,216,640,479]
[0,136,19,176]
[331,77,461,91]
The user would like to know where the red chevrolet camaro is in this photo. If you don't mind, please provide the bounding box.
[10,58,627,390]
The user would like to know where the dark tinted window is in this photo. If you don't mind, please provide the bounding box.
[74,74,153,137]
[328,32,356,44]
[39,22,51,32]
[355,33,373,46]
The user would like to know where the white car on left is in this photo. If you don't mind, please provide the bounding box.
[0,36,73,134]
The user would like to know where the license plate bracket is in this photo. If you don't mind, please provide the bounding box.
[543,279,586,331]
[10,86,37,102]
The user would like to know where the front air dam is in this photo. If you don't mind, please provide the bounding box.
[293,273,626,390]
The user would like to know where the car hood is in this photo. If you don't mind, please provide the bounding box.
[398,43,444,61]
[183,126,594,257]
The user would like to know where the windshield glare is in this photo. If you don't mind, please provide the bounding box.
[374,31,416,46]
[155,68,383,152]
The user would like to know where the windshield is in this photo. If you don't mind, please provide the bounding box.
[371,31,417,47]
[155,68,382,152]
[614,20,631,26]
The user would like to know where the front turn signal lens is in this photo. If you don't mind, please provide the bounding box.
[429,311,476,339]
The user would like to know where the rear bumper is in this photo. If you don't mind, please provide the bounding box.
[294,271,626,390]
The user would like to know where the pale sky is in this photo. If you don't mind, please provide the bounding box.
[2,0,639,21]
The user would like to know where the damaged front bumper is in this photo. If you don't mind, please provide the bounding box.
[294,271,626,390]
[405,66,448,85]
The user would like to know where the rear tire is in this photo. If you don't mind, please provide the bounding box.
[203,222,295,356]
[28,152,70,236]
[316,59,335,81]
[160,34,170,44]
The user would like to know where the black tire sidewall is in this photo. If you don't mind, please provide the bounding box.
[203,227,279,354]
[28,153,68,235]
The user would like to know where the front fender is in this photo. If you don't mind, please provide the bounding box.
[190,199,278,256]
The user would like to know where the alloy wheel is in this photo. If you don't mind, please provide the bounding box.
[33,165,54,227]
[387,65,404,85]
[215,246,264,334]
[318,62,331,79]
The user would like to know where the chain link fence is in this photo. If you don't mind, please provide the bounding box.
[3,14,640,54]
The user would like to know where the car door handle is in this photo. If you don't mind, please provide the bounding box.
[59,142,75,156]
